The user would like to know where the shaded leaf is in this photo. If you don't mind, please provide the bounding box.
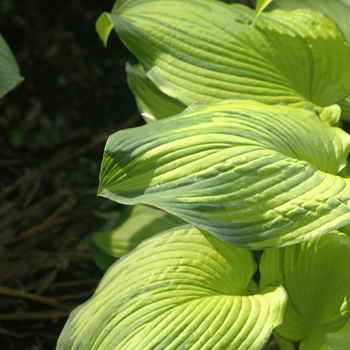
[273,333,295,350]
[90,204,186,271]
[0,33,23,98]
[58,226,287,350]
[339,95,350,122]
[259,232,350,347]
[126,63,185,122]
[320,317,350,350]
[255,0,273,17]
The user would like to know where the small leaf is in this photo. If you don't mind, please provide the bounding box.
[0,33,23,98]
[95,12,114,47]
[126,63,186,122]
[255,0,273,17]
[99,100,350,249]
[319,104,342,127]
[90,204,186,271]
[58,226,287,349]
[259,232,350,346]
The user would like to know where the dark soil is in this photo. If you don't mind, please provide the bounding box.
[0,1,140,349]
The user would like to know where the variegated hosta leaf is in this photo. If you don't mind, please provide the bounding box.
[90,204,186,271]
[126,63,186,122]
[57,226,287,350]
[259,232,350,349]
[98,100,350,249]
[96,0,350,110]
[0,33,23,98]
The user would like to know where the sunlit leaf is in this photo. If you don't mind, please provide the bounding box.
[0,33,23,98]
[96,0,350,109]
[126,63,185,122]
[259,232,350,348]
[270,0,350,43]
[90,204,186,271]
[319,104,342,127]
[268,0,350,121]
[255,0,273,17]
[57,226,287,349]
[98,100,350,249]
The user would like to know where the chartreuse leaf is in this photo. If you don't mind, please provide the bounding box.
[319,104,342,127]
[259,232,350,349]
[57,226,287,350]
[267,0,350,121]
[126,63,186,122]
[320,317,350,350]
[96,0,350,109]
[98,100,350,249]
[95,11,114,47]
[255,0,273,17]
[0,33,23,98]
[90,204,186,271]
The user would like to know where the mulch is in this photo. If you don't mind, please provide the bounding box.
[0,0,140,348]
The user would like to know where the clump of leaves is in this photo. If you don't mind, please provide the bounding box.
[57,0,350,349]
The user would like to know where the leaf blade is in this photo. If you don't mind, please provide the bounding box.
[58,227,287,349]
[126,63,186,122]
[260,232,350,344]
[255,0,273,17]
[95,12,115,47]
[98,100,350,248]
[102,0,350,108]
[90,204,186,270]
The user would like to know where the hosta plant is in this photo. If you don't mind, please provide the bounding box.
[57,0,350,349]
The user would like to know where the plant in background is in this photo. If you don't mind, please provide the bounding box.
[0,32,24,147]
[57,0,350,349]
[0,33,23,98]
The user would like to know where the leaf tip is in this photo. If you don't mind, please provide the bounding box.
[95,12,114,47]
[255,0,273,18]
